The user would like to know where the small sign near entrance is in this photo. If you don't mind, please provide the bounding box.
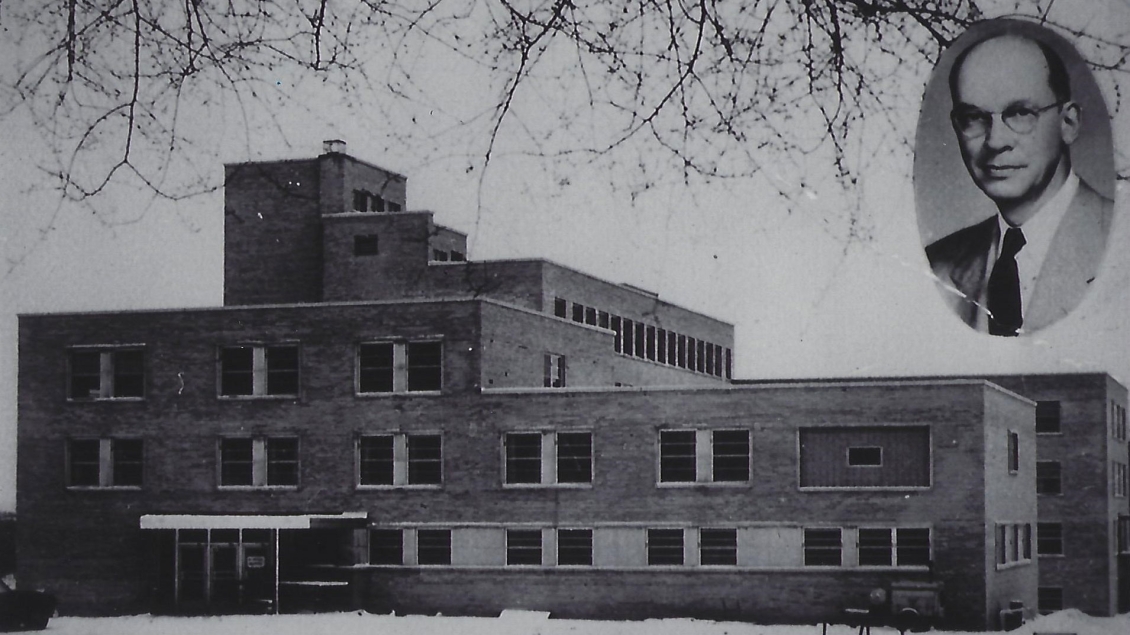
[246,556,266,569]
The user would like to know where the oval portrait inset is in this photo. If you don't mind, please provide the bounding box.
[914,18,1115,337]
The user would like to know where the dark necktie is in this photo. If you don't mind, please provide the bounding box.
[988,226,1026,336]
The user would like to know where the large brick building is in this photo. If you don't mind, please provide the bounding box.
[16,142,1128,628]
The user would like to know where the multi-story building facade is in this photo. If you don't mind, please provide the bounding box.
[25,141,1130,629]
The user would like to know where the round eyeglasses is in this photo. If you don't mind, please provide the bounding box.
[950,101,1066,138]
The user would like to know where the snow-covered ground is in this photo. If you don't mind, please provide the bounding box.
[37,609,1129,635]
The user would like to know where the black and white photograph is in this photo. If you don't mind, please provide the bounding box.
[1,2,1129,634]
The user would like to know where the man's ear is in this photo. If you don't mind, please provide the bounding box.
[1060,101,1082,145]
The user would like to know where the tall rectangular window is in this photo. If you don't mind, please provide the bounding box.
[219,437,298,488]
[677,335,687,368]
[645,326,656,360]
[69,348,145,400]
[647,529,684,565]
[417,529,451,565]
[584,307,597,326]
[572,303,584,323]
[553,297,568,318]
[622,320,634,357]
[219,345,299,397]
[557,529,593,566]
[1037,522,1063,555]
[699,528,737,566]
[358,434,442,487]
[656,329,667,364]
[1007,431,1019,474]
[369,529,403,565]
[357,341,443,394]
[1036,401,1061,434]
[67,438,143,488]
[544,354,566,388]
[612,316,622,353]
[597,311,609,329]
[1037,461,1062,495]
[556,432,592,484]
[803,528,842,566]
[506,529,543,566]
[667,332,678,366]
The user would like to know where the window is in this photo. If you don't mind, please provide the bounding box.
[799,426,931,489]
[803,528,842,566]
[354,234,379,256]
[659,430,696,483]
[699,528,737,566]
[659,429,750,484]
[1007,431,1019,474]
[1037,522,1062,556]
[621,320,634,356]
[848,446,883,467]
[1036,401,1061,434]
[557,529,592,566]
[1113,402,1127,441]
[370,194,386,212]
[611,316,622,353]
[219,437,298,488]
[647,529,684,565]
[66,438,142,488]
[504,431,592,485]
[553,297,567,318]
[1113,461,1128,498]
[1038,587,1063,614]
[450,251,465,261]
[387,201,402,212]
[572,303,584,323]
[219,345,299,397]
[677,335,687,368]
[357,434,442,487]
[633,321,646,359]
[645,326,656,360]
[712,430,750,481]
[69,348,145,400]
[656,329,667,364]
[370,529,403,565]
[995,522,1032,567]
[356,341,442,394]
[506,529,543,566]
[544,354,566,388]
[431,249,449,262]
[585,307,597,326]
[416,529,451,565]
[352,189,367,211]
[866,528,929,566]
[597,311,609,329]
[1037,461,1062,495]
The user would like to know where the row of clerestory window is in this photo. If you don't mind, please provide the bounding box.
[351,190,402,213]
[66,341,443,401]
[552,297,732,379]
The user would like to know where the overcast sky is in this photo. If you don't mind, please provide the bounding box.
[2,0,1129,512]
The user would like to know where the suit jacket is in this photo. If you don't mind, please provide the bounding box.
[926,180,1114,334]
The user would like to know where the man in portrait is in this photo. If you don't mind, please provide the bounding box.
[926,31,1114,336]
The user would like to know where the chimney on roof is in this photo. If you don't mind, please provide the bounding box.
[323,139,347,155]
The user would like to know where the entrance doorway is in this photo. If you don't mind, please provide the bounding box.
[170,528,275,613]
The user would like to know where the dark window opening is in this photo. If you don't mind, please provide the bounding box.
[417,529,451,565]
[67,439,101,487]
[506,529,542,565]
[369,529,403,565]
[219,438,254,486]
[407,435,442,485]
[505,433,542,484]
[557,529,592,566]
[406,341,442,391]
[1037,522,1063,555]
[700,528,737,566]
[858,528,892,566]
[553,298,568,318]
[804,528,842,566]
[712,430,750,482]
[1036,401,1061,434]
[265,346,299,396]
[647,529,684,565]
[556,432,592,484]
[358,343,394,393]
[354,234,380,256]
[358,436,394,485]
[847,446,883,467]
[1037,461,1062,495]
[659,430,696,483]
[111,438,144,487]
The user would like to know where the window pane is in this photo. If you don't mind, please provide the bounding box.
[406,342,442,392]
[647,529,684,565]
[266,438,299,486]
[557,529,592,566]
[700,528,737,566]
[858,528,892,566]
[712,430,749,481]
[804,528,842,566]
[220,438,254,486]
[622,321,634,356]
[645,326,656,360]
[612,316,622,353]
[505,433,542,484]
[634,322,645,359]
[266,346,299,396]
[370,529,403,565]
[417,529,451,565]
[70,351,102,399]
[111,438,143,487]
[556,433,592,484]
[68,439,101,486]
[407,435,442,485]
[847,446,883,467]
[1036,401,1061,434]
[553,298,567,318]
[358,436,394,486]
[506,529,542,566]
[659,431,696,482]
[358,343,394,393]
[112,350,145,398]
[220,347,254,396]
[657,329,667,364]
[896,528,931,566]
[1037,522,1063,555]
[1037,461,1062,495]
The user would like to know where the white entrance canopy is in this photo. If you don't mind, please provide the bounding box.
[139,512,368,530]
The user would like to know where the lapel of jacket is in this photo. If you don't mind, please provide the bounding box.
[1024,182,1114,332]
[945,217,998,328]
